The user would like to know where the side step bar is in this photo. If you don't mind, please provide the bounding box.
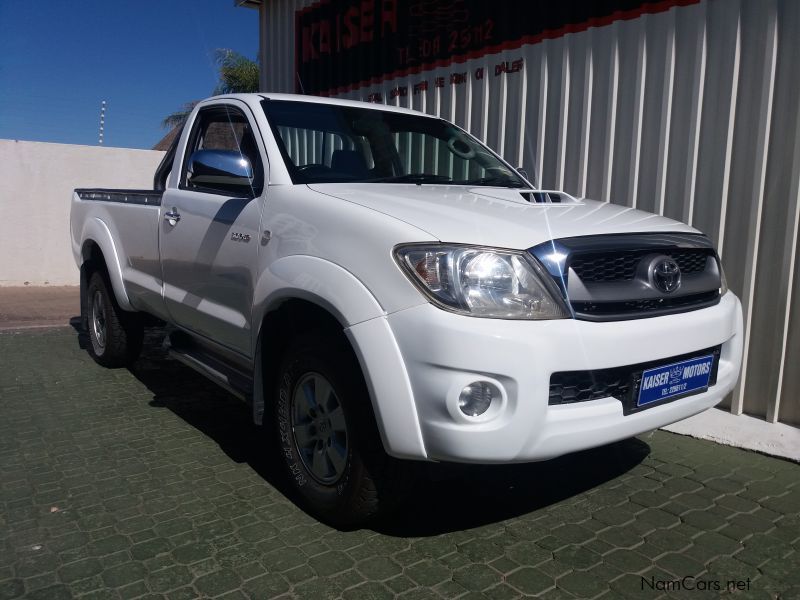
[167,337,253,403]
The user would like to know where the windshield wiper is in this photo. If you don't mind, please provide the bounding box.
[460,176,525,188]
[365,174,453,184]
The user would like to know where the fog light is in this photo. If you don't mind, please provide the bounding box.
[458,381,496,416]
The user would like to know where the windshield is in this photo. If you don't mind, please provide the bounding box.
[261,99,527,187]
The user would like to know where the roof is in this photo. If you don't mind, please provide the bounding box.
[203,92,435,118]
[152,93,437,150]
[152,126,180,151]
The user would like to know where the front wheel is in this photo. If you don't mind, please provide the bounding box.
[274,333,405,527]
[85,271,143,367]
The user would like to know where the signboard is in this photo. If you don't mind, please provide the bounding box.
[294,0,696,96]
[637,354,715,407]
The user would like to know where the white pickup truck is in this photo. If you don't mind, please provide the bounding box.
[71,93,743,525]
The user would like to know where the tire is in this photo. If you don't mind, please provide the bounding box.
[274,333,405,527]
[85,271,143,367]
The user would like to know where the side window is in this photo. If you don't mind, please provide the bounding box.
[181,106,264,197]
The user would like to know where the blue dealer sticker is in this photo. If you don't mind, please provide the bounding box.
[637,354,714,407]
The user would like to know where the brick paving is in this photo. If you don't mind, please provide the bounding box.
[0,328,798,599]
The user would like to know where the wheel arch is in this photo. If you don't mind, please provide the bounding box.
[255,296,351,421]
[78,218,133,312]
[78,239,132,331]
[251,256,427,459]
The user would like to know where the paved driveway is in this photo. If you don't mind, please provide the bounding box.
[1,329,798,599]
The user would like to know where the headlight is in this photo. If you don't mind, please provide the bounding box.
[395,244,570,319]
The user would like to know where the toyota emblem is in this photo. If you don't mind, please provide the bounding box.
[652,257,681,293]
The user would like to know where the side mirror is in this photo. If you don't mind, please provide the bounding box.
[516,167,535,187]
[187,149,255,195]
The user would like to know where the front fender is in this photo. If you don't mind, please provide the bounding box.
[253,255,385,329]
[252,255,428,460]
[79,217,133,311]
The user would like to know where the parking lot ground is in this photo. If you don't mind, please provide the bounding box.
[0,287,79,331]
[1,328,798,600]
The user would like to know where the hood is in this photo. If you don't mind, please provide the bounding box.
[308,183,698,249]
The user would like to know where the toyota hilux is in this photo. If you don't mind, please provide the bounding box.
[70,93,743,525]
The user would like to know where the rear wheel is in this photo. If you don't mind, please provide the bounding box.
[274,333,405,527]
[86,271,143,367]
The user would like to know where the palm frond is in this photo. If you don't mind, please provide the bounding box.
[160,101,199,130]
[161,48,259,134]
[213,49,260,94]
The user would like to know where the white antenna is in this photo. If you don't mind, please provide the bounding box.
[98,100,106,145]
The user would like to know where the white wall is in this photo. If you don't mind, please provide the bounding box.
[0,140,164,286]
[258,0,800,426]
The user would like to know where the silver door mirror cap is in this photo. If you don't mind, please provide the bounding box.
[188,149,254,189]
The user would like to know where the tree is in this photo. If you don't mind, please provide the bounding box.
[212,49,260,95]
[161,49,259,130]
[160,101,199,130]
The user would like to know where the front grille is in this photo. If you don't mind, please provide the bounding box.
[530,234,723,322]
[673,250,710,274]
[571,291,721,318]
[549,346,721,413]
[549,369,631,405]
[569,253,640,282]
[570,248,712,282]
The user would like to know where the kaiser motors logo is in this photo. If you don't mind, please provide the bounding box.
[652,257,681,293]
[669,365,685,384]
[638,354,714,406]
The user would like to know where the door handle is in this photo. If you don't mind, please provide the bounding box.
[164,208,181,225]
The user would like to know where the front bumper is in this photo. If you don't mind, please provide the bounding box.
[383,292,743,463]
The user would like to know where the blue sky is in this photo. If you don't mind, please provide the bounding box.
[0,1,259,149]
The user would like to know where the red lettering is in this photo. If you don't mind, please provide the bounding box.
[319,20,331,54]
[302,25,317,63]
[396,46,408,64]
[420,38,431,58]
[381,0,397,35]
[435,77,445,88]
[300,0,452,71]
[343,6,360,49]
[360,0,374,42]
[475,67,484,80]
[413,81,429,94]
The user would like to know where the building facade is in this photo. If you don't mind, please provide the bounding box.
[243,0,800,427]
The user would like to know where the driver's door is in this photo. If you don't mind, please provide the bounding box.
[159,102,266,357]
